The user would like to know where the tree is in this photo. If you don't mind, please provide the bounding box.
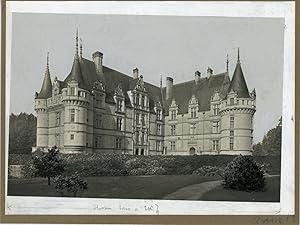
[9,113,37,154]
[33,146,65,185]
[253,117,282,156]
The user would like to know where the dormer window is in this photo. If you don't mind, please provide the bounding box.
[230,98,234,105]
[156,109,162,120]
[70,87,76,96]
[171,110,177,120]
[191,107,197,118]
[213,104,220,115]
[116,99,123,112]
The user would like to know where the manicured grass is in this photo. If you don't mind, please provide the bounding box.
[200,176,280,202]
[8,175,220,199]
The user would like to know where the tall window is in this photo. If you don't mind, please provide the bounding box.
[70,109,75,122]
[171,110,177,120]
[136,113,140,125]
[212,121,220,133]
[116,99,122,112]
[191,107,197,118]
[170,141,176,151]
[70,134,74,140]
[70,87,75,96]
[141,132,145,144]
[213,104,220,115]
[135,131,139,144]
[141,95,145,107]
[156,141,161,151]
[94,136,102,148]
[141,114,145,126]
[190,124,196,134]
[171,125,176,135]
[56,112,60,126]
[230,130,234,137]
[117,117,122,130]
[212,140,219,151]
[116,137,122,149]
[230,98,234,105]
[230,137,234,150]
[230,116,234,129]
[156,109,162,120]
[95,114,102,128]
[135,93,140,105]
[157,124,161,135]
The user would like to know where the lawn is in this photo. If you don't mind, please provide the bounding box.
[8,175,220,199]
[200,176,280,202]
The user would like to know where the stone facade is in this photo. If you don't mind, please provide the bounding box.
[34,34,256,155]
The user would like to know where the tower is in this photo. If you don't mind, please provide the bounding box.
[34,53,52,150]
[219,49,256,155]
[61,30,90,153]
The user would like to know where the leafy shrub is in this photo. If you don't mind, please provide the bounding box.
[125,158,166,175]
[54,173,88,197]
[223,155,265,191]
[33,147,65,185]
[192,166,223,177]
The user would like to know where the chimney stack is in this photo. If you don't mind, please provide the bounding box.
[92,51,103,74]
[195,70,201,84]
[166,77,173,100]
[207,67,213,78]
[133,68,139,79]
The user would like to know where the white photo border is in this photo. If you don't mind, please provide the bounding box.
[5,1,295,215]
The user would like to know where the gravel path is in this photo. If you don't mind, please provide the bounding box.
[163,180,222,200]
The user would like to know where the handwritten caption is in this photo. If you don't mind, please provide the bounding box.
[93,200,160,215]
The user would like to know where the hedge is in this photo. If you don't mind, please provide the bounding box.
[8,153,281,178]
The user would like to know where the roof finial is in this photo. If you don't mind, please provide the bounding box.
[46,52,49,68]
[75,28,79,57]
[237,47,240,64]
[80,38,83,58]
[226,54,229,72]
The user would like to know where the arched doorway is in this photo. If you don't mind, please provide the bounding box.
[189,147,196,155]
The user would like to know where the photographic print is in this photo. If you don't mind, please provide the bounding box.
[4,1,295,216]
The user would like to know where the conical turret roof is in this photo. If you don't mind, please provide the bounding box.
[64,29,87,89]
[227,49,250,98]
[65,55,87,89]
[36,54,52,99]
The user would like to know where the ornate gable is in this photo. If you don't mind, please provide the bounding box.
[189,95,198,106]
[92,80,105,92]
[134,75,146,92]
[114,84,125,98]
[169,99,178,109]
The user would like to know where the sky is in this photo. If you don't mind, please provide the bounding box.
[9,13,284,143]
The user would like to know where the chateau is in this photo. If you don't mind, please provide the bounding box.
[34,33,256,155]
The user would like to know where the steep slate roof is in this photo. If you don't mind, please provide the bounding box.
[38,51,248,115]
[36,58,52,99]
[64,55,88,89]
[163,73,229,115]
[227,61,250,98]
